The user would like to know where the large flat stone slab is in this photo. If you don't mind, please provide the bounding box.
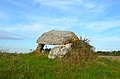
[37,30,79,45]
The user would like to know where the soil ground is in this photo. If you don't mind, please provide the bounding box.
[99,56,120,60]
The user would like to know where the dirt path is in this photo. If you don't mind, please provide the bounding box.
[99,56,120,60]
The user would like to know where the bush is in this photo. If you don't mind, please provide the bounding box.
[58,37,96,69]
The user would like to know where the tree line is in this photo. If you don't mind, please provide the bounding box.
[96,50,120,56]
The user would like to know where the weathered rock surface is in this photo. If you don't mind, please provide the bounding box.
[37,30,79,45]
[35,30,79,58]
[48,43,72,59]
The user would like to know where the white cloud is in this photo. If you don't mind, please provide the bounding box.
[92,36,120,43]
[35,0,75,10]
[0,34,22,40]
[34,0,106,14]
[0,10,9,20]
[0,31,22,40]
[1,23,44,33]
[0,16,78,39]
[0,23,45,39]
[90,36,120,51]
[2,16,77,32]
[79,20,120,32]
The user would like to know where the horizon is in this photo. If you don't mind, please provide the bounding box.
[0,0,120,53]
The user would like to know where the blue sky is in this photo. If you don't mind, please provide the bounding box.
[0,0,120,52]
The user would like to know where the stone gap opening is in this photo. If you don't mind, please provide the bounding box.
[42,44,55,53]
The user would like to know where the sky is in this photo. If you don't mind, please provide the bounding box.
[0,0,120,53]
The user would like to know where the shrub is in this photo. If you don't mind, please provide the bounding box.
[59,37,96,69]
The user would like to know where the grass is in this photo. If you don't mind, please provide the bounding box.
[0,53,56,79]
[0,52,120,79]
[0,38,120,79]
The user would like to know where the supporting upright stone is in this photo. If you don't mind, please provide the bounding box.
[35,43,44,54]
[48,43,72,59]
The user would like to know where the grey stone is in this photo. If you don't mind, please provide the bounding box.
[48,43,72,59]
[37,30,79,45]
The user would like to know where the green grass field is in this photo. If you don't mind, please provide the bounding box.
[0,52,120,79]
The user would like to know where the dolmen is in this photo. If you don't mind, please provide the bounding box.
[35,30,79,59]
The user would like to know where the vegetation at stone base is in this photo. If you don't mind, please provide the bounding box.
[96,50,120,56]
[0,52,120,79]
